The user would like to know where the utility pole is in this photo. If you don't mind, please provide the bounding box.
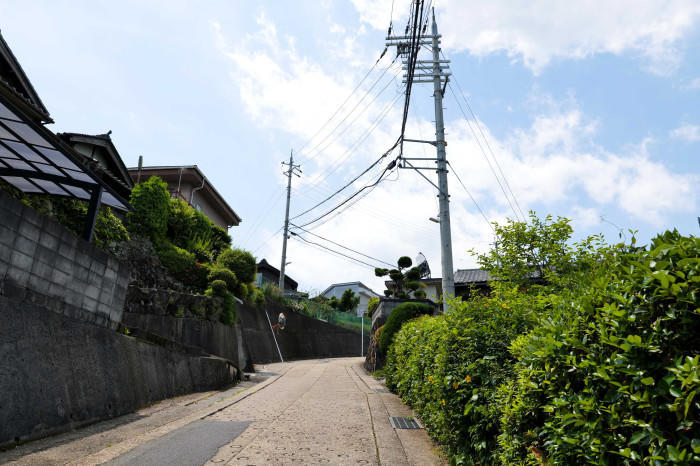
[280,150,301,290]
[388,7,455,311]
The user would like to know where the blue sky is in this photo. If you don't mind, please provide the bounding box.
[2,0,698,295]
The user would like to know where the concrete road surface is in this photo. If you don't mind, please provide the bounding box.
[1,357,446,465]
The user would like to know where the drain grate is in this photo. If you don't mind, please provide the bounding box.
[374,389,390,393]
[390,417,421,429]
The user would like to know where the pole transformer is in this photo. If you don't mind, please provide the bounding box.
[280,150,301,290]
[387,7,455,311]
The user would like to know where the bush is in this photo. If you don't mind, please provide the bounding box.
[378,302,433,353]
[156,242,208,292]
[210,225,232,259]
[216,248,257,284]
[385,290,539,464]
[208,267,238,292]
[500,231,700,464]
[210,279,228,296]
[127,176,170,240]
[367,297,380,317]
[251,288,266,307]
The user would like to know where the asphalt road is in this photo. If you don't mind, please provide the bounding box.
[1,358,445,465]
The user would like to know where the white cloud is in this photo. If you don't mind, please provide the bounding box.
[214,15,697,292]
[351,0,700,75]
[670,123,700,142]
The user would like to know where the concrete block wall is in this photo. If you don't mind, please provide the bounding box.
[0,190,129,329]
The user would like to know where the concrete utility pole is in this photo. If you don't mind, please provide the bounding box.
[387,7,455,311]
[280,150,301,290]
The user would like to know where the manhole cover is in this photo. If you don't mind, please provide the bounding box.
[374,389,390,393]
[390,417,421,429]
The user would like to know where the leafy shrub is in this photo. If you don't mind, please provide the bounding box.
[216,248,257,284]
[233,280,249,300]
[208,267,238,292]
[210,225,232,259]
[385,289,539,464]
[500,231,700,465]
[378,302,433,353]
[19,195,128,248]
[251,288,266,307]
[127,176,170,240]
[156,242,208,292]
[367,297,380,317]
[219,291,237,325]
[210,279,228,296]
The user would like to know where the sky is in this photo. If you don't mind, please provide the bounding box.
[1,0,698,296]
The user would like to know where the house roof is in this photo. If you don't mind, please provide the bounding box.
[127,165,241,226]
[58,131,134,200]
[385,268,493,289]
[0,30,52,123]
[321,281,381,297]
[0,86,129,214]
[454,268,492,284]
[257,258,298,290]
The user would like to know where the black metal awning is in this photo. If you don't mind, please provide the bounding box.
[0,95,130,242]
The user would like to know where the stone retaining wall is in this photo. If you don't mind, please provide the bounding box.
[0,191,129,329]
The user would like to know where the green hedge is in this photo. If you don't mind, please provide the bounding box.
[384,231,699,465]
[378,302,433,353]
[385,289,539,463]
[500,231,700,464]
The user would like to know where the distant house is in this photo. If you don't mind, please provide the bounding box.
[127,165,241,230]
[255,258,298,291]
[58,131,134,205]
[321,282,381,317]
[385,268,492,302]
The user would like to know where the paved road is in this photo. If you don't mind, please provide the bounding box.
[2,358,445,465]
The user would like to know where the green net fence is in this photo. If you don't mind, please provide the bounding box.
[293,298,371,334]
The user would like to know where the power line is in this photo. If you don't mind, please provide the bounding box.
[290,223,395,268]
[295,91,403,200]
[290,233,380,269]
[297,162,398,229]
[291,137,401,221]
[446,71,526,220]
[446,81,523,221]
[447,161,495,234]
[298,56,399,162]
[295,47,389,156]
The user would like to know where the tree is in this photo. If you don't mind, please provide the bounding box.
[376,255,423,298]
[367,296,380,318]
[337,289,360,313]
[474,211,606,291]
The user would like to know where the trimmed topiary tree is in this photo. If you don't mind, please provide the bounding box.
[216,248,257,284]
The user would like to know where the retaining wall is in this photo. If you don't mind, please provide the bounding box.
[237,301,370,364]
[0,290,237,447]
[0,191,129,329]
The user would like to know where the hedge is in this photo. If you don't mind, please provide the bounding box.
[383,231,699,465]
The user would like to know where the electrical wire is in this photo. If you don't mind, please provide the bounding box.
[290,223,396,268]
[446,82,523,221]
[295,47,389,156]
[290,234,380,269]
[447,161,495,234]
[446,68,526,220]
[298,56,399,162]
[297,162,398,229]
[291,136,401,220]
[295,90,403,199]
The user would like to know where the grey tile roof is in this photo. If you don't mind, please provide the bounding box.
[454,268,491,284]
